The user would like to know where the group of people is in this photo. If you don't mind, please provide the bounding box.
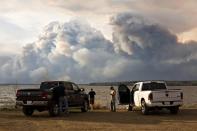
[88,86,117,112]
[52,85,117,117]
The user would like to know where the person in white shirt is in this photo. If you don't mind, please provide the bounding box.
[110,86,116,112]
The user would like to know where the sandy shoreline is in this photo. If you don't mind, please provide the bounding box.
[0,108,197,131]
[1,85,197,109]
[0,85,197,130]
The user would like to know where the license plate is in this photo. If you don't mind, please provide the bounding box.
[164,102,170,105]
[27,101,32,104]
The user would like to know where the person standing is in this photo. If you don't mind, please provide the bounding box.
[52,83,69,116]
[88,88,96,110]
[110,86,116,112]
[64,88,69,115]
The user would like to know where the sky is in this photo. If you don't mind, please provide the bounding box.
[0,0,197,83]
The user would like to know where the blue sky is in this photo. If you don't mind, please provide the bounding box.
[0,0,197,83]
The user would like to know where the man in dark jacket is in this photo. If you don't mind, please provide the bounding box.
[52,83,68,115]
[88,88,96,110]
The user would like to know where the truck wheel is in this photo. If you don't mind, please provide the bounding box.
[128,105,133,111]
[81,100,88,112]
[170,106,179,114]
[48,102,60,117]
[141,100,149,115]
[23,107,34,116]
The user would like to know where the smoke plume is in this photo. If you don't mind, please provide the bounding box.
[1,13,197,83]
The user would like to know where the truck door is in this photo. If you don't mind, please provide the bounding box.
[72,83,82,106]
[133,84,140,106]
[118,84,130,105]
[64,82,75,106]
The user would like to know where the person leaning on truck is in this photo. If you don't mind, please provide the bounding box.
[110,86,116,112]
[63,87,69,115]
[52,83,69,116]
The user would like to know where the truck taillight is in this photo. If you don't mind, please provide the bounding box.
[148,93,153,101]
[16,90,20,97]
[181,92,183,99]
[41,92,48,99]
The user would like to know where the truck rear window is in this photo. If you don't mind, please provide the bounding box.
[40,82,62,90]
[142,82,166,91]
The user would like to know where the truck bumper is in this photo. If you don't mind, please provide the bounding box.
[146,101,183,107]
[16,100,48,106]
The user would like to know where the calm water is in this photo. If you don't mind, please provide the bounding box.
[0,85,197,109]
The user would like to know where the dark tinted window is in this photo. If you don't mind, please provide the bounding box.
[59,82,64,87]
[132,84,140,91]
[72,83,79,91]
[40,82,59,90]
[142,82,166,91]
[65,82,73,90]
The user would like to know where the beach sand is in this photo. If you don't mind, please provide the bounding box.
[0,108,197,131]
[0,85,197,130]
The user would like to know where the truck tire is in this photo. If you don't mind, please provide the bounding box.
[23,106,34,116]
[81,100,88,112]
[128,105,133,111]
[48,102,60,117]
[170,106,179,114]
[141,100,149,115]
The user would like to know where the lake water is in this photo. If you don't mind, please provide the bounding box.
[0,85,197,109]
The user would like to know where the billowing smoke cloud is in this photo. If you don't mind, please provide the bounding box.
[1,13,197,83]
[111,12,197,81]
[0,20,127,83]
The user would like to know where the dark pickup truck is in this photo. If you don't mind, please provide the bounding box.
[16,81,89,116]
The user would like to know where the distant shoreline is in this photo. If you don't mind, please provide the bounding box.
[1,80,197,86]
[89,80,197,86]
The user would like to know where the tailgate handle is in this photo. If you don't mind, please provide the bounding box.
[165,93,169,97]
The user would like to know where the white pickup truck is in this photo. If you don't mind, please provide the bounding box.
[118,81,183,115]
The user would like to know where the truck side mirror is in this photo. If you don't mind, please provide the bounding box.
[80,88,85,92]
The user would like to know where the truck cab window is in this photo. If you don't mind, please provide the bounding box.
[142,82,167,91]
[40,82,59,90]
[132,85,136,91]
[65,83,73,90]
[59,82,64,87]
[72,83,79,91]
[133,84,139,92]
[136,84,140,91]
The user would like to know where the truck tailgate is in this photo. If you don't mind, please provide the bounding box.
[152,90,182,102]
[16,89,49,101]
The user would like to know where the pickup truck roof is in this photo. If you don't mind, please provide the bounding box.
[41,81,72,83]
[40,81,76,90]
